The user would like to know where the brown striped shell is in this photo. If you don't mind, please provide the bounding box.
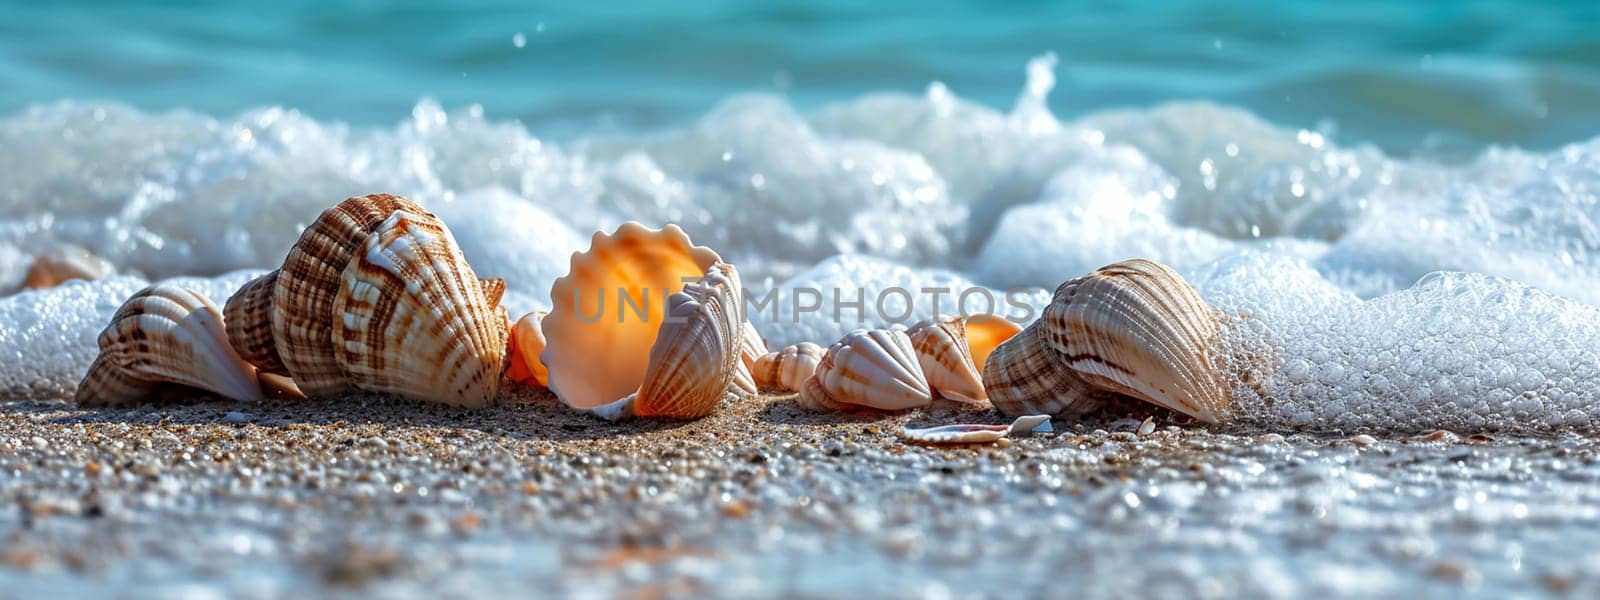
[752,342,824,392]
[221,194,508,406]
[983,259,1231,423]
[797,329,931,412]
[76,284,262,406]
[540,223,748,420]
[907,314,1024,404]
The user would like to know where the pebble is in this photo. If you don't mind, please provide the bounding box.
[223,411,252,424]
[30,436,48,450]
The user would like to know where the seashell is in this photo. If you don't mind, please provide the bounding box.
[506,311,550,387]
[901,414,1052,444]
[983,259,1231,423]
[221,194,508,406]
[76,284,262,406]
[540,223,747,420]
[962,315,1023,372]
[732,322,767,397]
[25,243,115,289]
[752,342,824,392]
[798,329,931,411]
[907,315,1023,404]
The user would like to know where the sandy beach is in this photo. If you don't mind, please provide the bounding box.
[3,389,1599,598]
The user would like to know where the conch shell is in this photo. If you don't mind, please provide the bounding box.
[983,259,1231,423]
[540,223,747,420]
[753,342,824,392]
[506,311,550,387]
[221,194,508,407]
[76,284,262,406]
[907,315,1022,404]
[798,329,931,411]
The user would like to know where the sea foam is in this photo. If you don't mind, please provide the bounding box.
[3,56,1599,432]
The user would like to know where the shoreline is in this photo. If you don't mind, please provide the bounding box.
[3,392,1599,596]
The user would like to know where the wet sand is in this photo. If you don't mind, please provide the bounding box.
[3,390,1600,597]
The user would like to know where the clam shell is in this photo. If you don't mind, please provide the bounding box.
[330,208,507,407]
[908,316,986,404]
[506,311,550,387]
[753,342,824,392]
[592,263,744,419]
[24,244,115,289]
[76,284,262,406]
[540,223,745,420]
[984,259,1230,423]
[798,329,931,411]
[901,415,1052,444]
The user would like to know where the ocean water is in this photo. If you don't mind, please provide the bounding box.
[3,2,1600,596]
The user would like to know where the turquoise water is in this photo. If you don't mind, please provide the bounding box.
[2,0,1597,151]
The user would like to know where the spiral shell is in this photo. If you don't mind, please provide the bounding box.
[753,342,824,392]
[798,329,931,411]
[221,194,508,407]
[983,259,1231,423]
[540,223,748,420]
[76,284,262,406]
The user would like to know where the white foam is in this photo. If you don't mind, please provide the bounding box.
[3,56,1600,432]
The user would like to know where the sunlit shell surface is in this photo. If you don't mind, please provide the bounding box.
[24,244,116,289]
[798,329,931,411]
[330,209,507,406]
[901,414,1053,444]
[753,342,824,392]
[221,194,508,407]
[908,316,986,404]
[540,223,746,420]
[76,284,261,406]
[733,321,767,397]
[506,311,549,387]
[984,259,1231,423]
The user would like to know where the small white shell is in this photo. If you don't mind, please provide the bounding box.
[798,329,931,411]
[900,415,1053,444]
[752,342,825,392]
[25,244,115,289]
[76,284,262,406]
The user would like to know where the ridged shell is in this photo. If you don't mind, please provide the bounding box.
[76,284,262,406]
[506,311,550,387]
[596,263,744,419]
[24,244,115,289]
[224,271,287,376]
[798,329,931,411]
[983,317,1114,418]
[271,194,413,395]
[732,321,767,397]
[908,316,986,404]
[752,342,824,392]
[540,223,746,420]
[220,194,508,406]
[329,209,507,407]
[984,259,1230,423]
